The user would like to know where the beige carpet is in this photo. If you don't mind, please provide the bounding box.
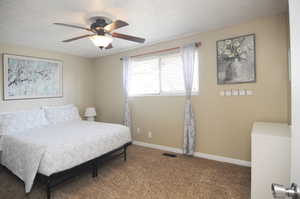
[0,145,251,199]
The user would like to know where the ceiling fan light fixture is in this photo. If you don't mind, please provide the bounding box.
[89,35,113,47]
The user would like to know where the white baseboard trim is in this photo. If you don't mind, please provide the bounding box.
[132,141,251,167]
[133,141,183,154]
[193,152,251,167]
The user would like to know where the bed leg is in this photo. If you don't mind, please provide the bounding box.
[92,161,98,178]
[124,145,127,162]
[46,178,51,199]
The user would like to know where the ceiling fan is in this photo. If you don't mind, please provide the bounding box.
[54,16,145,50]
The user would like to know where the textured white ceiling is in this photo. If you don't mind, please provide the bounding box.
[0,0,288,58]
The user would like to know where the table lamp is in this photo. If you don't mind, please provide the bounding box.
[85,107,96,121]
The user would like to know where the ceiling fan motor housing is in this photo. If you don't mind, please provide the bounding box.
[91,19,108,35]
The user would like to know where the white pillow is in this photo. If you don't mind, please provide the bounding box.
[43,104,81,124]
[0,109,49,135]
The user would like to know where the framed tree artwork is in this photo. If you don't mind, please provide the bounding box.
[217,34,256,84]
[3,54,63,100]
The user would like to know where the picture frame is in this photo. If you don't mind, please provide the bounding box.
[3,54,63,100]
[216,34,256,84]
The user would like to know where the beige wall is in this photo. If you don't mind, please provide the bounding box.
[0,43,96,115]
[0,14,288,162]
[93,14,290,161]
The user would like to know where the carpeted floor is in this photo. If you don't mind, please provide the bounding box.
[0,145,251,199]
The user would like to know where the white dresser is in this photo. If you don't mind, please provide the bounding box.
[251,122,291,199]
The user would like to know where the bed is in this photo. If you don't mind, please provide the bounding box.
[0,105,132,199]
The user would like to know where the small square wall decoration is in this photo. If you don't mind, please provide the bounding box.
[217,34,256,84]
[3,54,63,100]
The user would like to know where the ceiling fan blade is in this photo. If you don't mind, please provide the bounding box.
[105,43,113,49]
[62,34,95,42]
[54,23,92,31]
[104,20,129,32]
[111,32,145,43]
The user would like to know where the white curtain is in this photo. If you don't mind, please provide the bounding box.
[122,56,132,131]
[181,43,197,155]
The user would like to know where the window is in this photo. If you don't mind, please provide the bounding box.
[128,57,160,96]
[128,51,199,96]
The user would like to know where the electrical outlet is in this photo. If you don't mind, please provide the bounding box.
[232,89,239,96]
[239,89,246,96]
[246,90,253,96]
[225,90,232,96]
[148,131,152,138]
[136,128,140,134]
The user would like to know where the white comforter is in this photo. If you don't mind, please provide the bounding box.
[1,121,131,193]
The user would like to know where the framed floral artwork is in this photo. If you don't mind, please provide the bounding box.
[216,34,256,84]
[3,54,63,100]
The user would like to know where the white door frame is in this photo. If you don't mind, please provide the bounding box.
[289,0,300,184]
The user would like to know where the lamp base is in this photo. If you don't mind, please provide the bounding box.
[86,117,95,121]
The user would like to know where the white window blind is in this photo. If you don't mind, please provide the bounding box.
[128,51,199,96]
[128,57,160,96]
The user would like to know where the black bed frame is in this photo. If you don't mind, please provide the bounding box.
[37,142,131,199]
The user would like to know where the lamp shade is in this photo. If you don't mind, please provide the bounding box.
[85,107,96,117]
[89,35,113,47]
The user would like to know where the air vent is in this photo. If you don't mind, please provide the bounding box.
[162,153,177,158]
